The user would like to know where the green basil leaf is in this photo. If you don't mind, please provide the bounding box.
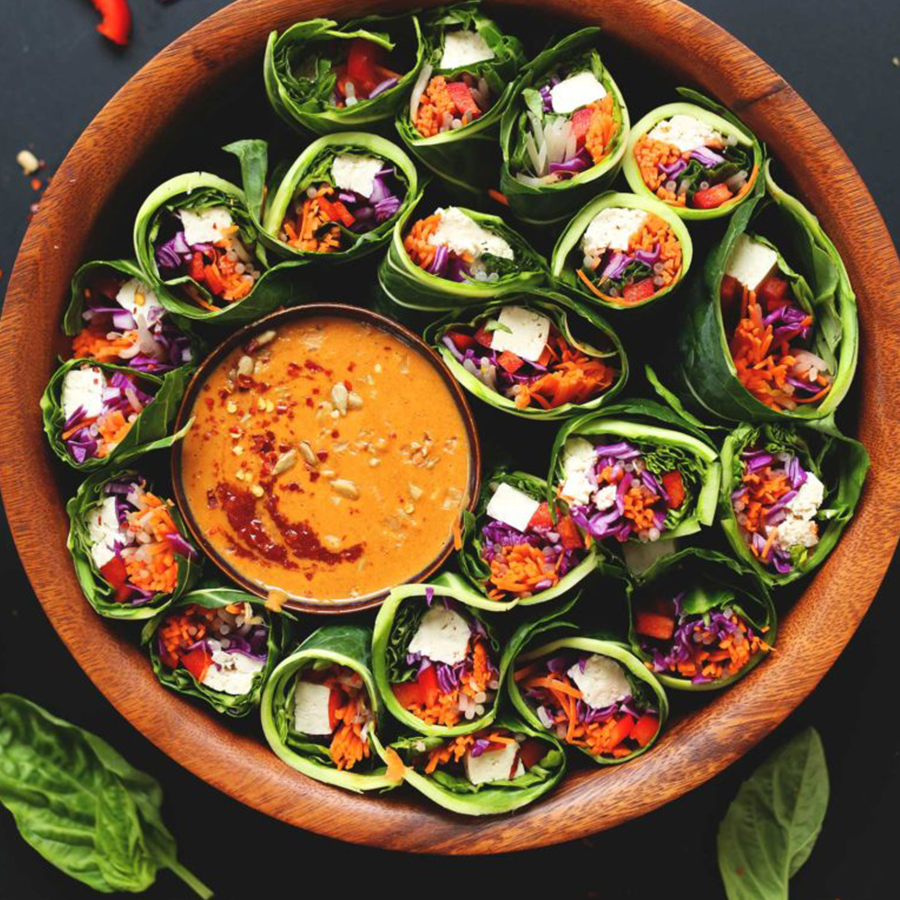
[717,727,829,900]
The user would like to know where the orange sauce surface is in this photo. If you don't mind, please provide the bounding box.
[179,316,472,602]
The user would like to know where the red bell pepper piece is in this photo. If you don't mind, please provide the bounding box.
[346,39,379,96]
[634,609,676,640]
[622,278,657,304]
[605,715,636,751]
[518,738,548,770]
[631,714,660,748]
[90,0,132,47]
[319,197,355,227]
[692,183,733,209]
[720,273,742,318]
[662,471,685,509]
[417,664,440,707]
[527,502,554,530]
[497,350,524,374]
[181,646,212,682]
[447,330,476,352]
[473,325,494,348]
[392,679,423,708]
[446,82,481,118]
[571,107,594,144]
[99,556,132,603]
[556,515,584,550]
[203,263,225,296]
[758,274,790,310]
[188,251,206,282]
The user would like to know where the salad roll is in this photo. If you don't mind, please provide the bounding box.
[385,715,564,814]
[623,89,762,219]
[66,470,198,620]
[228,133,418,263]
[427,295,627,418]
[64,259,196,372]
[457,470,600,606]
[629,548,775,690]
[551,192,692,310]
[134,172,308,325]
[373,583,507,736]
[671,163,859,421]
[41,358,190,470]
[549,400,721,555]
[264,14,425,135]
[396,2,525,193]
[143,587,289,717]
[507,607,668,764]
[499,28,629,225]
[261,624,397,791]
[721,421,868,586]
[379,201,546,310]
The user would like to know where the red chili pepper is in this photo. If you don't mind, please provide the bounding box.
[90,0,132,47]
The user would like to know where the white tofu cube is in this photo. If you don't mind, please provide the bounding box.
[293,681,333,735]
[465,741,524,785]
[725,234,778,291]
[407,606,471,665]
[485,482,541,532]
[559,437,597,506]
[785,472,824,521]
[440,29,495,69]
[581,207,648,258]
[567,655,631,710]
[87,496,122,570]
[550,71,607,114]
[646,114,723,153]
[115,278,164,329]
[428,207,514,261]
[331,154,384,200]
[489,306,551,362]
[179,206,234,246]
[202,650,265,696]
[61,366,106,421]
[771,518,819,553]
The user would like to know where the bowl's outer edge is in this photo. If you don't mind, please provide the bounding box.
[1,0,899,854]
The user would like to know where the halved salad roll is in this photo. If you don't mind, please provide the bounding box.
[66,470,198,619]
[396,2,525,193]
[134,172,307,325]
[551,192,692,310]
[549,400,721,553]
[629,548,775,690]
[64,260,196,373]
[672,163,859,421]
[457,470,600,607]
[721,421,868,586]
[378,202,546,310]
[384,715,564,815]
[373,583,507,736]
[623,89,763,219]
[41,358,190,470]
[427,296,626,418]
[499,28,629,225]
[227,134,418,263]
[507,608,668,764]
[142,587,289,717]
[261,624,397,791]
[264,14,425,135]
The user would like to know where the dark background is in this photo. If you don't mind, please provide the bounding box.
[1,1,898,897]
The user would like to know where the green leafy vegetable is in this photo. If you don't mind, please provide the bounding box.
[264,14,425,135]
[499,28,630,226]
[717,727,829,900]
[425,293,628,419]
[551,191,693,310]
[260,624,397,792]
[622,89,764,221]
[0,694,212,897]
[395,2,526,194]
[378,200,547,311]
[40,358,191,471]
[140,587,291,717]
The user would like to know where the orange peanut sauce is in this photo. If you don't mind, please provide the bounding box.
[178,316,472,602]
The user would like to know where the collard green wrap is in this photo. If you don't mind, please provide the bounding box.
[225,133,418,264]
[548,398,722,545]
[133,172,309,326]
[378,201,547,311]
[720,420,868,587]
[550,191,693,311]
[457,469,603,606]
[395,3,526,193]
[425,293,628,419]
[627,547,776,691]
[141,587,290,717]
[264,14,425,135]
[41,358,190,472]
[622,89,764,221]
[372,579,507,737]
[499,28,630,226]
[505,602,669,764]
[668,161,859,422]
[66,469,199,620]
[261,624,396,792]
[384,714,565,815]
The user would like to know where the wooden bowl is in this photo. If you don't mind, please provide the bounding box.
[2,0,899,853]
[170,303,481,614]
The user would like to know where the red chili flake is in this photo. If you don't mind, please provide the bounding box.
[276,400,289,414]
[204,397,214,410]
[287,362,301,377]
[347,362,356,372]
[331,429,339,439]
[30,178,42,192]
[343,380,352,391]
[236,374,254,391]
[305,397,314,408]
[206,489,218,509]
[309,471,320,482]
[304,360,324,373]
[316,450,328,461]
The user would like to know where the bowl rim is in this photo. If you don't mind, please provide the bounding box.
[1,0,899,854]
[169,302,482,614]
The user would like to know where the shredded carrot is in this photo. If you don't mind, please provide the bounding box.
[384,747,407,782]
[488,542,560,598]
[279,184,343,254]
[487,189,508,207]
[452,516,463,551]
[404,213,442,269]
[583,94,618,164]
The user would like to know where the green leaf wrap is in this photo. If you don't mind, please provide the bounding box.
[264,14,425,134]
[260,623,397,792]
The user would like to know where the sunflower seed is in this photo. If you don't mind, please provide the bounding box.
[255,329,277,347]
[330,479,360,500]
[331,382,349,415]
[237,355,254,376]
[298,441,318,466]
[273,449,297,475]
[347,391,364,410]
